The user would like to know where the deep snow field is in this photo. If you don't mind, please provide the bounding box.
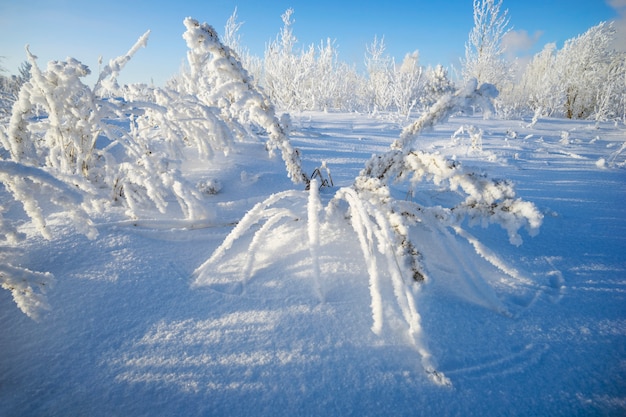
[1,111,625,416]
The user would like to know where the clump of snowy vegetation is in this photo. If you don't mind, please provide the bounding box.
[0,17,309,319]
[193,73,542,384]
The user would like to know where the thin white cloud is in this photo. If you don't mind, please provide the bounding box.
[502,29,543,57]
[607,0,626,51]
[608,0,626,9]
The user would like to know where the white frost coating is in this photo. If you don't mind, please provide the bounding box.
[0,263,55,321]
[94,30,150,95]
[192,190,302,286]
[336,187,384,335]
[241,207,297,287]
[307,178,324,302]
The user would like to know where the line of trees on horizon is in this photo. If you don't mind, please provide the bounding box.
[219,1,626,123]
[1,0,625,123]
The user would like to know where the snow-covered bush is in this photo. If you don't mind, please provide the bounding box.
[7,50,103,177]
[193,79,542,385]
[0,16,310,319]
[451,124,484,153]
[0,35,210,221]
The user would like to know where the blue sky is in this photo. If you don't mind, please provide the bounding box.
[0,0,623,86]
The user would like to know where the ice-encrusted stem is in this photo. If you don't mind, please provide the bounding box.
[307,179,324,302]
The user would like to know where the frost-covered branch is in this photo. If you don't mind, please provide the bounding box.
[0,160,97,320]
[0,160,97,240]
[0,263,54,321]
[347,81,541,291]
[180,17,307,184]
[94,30,150,96]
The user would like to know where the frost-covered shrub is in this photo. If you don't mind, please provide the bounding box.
[348,79,540,294]
[178,17,307,184]
[0,15,315,319]
[3,50,99,176]
[451,125,484,153]
[1,40,208,220]
[196,178,222,195]
[193,79,542,386]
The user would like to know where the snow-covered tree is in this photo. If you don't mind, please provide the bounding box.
[556,22,624,120]
[0,61,30,122]
[517,42,559,117]
[462,0,512,90]
[262,9,365,113]
[222,7,263,84]
[263,8,305,110]
[365,35,394,112]
[513,21,625,121]
[391,51,423,117]
[364,37,427,116]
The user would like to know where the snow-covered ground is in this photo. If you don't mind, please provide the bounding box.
[1,111,625,416]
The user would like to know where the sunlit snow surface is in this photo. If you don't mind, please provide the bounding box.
[1,112,625,416]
